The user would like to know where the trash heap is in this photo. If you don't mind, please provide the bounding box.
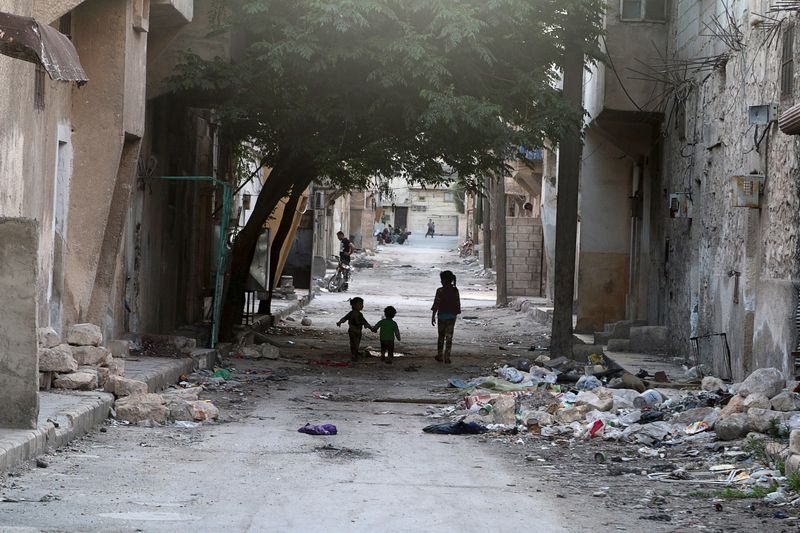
[435,362,800,460]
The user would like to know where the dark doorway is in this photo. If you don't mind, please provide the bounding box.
[394,206,408,230]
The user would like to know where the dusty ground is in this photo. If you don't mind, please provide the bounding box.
[0,237,794,531]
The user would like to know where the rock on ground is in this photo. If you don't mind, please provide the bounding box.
[701,376,725,392]
[720,395,745,416]
[747,408,796,434]
[106,375,148,397]
[106,339,130,358]
[790,430,800,455]
[37,327,60,348]
[66,323,102,346]
[670,407,717,427]
[71,345,111,366]
[115,394,168,424]
[108,357,125,376]
[39,344,78,373]
[53,371,98,391]
[715,413,750,440]
[738,367,785,399]
[771,392,800,412]
[742,393,771,411]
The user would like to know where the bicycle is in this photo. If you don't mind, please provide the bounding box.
[326,256,352,292]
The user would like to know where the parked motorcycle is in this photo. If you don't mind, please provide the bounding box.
[458,236,474,257]
[326,256,352,292]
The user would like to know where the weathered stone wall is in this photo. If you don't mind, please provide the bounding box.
[0,219,39,429]
[505,216,544,297]
[655,2,800,378]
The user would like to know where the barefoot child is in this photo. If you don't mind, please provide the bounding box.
[336,297,373,361]
[431,271,461,364]
[372,306,401,364]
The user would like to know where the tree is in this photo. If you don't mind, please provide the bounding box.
[172,0,605,339]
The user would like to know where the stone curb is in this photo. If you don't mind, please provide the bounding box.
[0,392,113,473]
[0,350,219,474]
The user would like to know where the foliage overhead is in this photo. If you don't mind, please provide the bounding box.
[172,0,605,190]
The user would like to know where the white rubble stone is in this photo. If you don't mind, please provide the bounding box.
[239,343,280,360]
[53,371,98,391]
[737,368,785,399]
[701,376,726,392]
[743,393,771,411]
[575,389,613,412]
[715,413,750,441]
[785,454,800,476]
[162,387,203,401]
[106,375,148,397]
[106,340,130,358]
[771,392,800,412]
[66,323,103,346]
[166,398,195,421]
[37,327,60,348]
[38,344,78,373]
[115,394,168,424]
[71,345,111,366]
[108,357,125,376]
[790,430,800,455]
[190,400,219,421]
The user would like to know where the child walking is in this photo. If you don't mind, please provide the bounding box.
[337,297,373,361]
[431,270,461,364]
[372,306,401,364]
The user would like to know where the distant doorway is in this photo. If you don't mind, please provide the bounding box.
[394,206,409,230]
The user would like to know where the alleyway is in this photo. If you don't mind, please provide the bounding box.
[0,238,619,533]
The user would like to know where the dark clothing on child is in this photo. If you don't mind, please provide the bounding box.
[432,286,461,362]
[340,309,371,358]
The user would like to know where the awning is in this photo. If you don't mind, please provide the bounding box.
[0,11,88,85]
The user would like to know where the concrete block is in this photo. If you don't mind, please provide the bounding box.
[106,375,148,397]
[605,320,648,340]
[0,218,39,429]
[107,339,130,358]
[607,339,631,352]
[71,345,111,366]
[66,323,103,346]
[629,326,668,354]
[53,371,98,391]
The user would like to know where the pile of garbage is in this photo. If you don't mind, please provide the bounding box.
[37,324,125,391]
[438,363,800,448]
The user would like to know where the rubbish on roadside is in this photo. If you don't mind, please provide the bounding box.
[685,421,710,435]
[497,366,525,383]
[422,418,488,435]
[212,368,232,380]
[633,389,663,409]
[174,421,201,429]
[576,375,602,391]
[298,423,338,435]
[307,359,351,367]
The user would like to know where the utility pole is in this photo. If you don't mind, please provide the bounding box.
[550,21,585,359]
[482,176,493,270]
[494,174,508,306]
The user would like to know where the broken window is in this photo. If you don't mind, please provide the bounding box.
[620,0,667,22]
[782,25,795,99]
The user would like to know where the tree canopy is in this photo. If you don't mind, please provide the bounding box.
[174,0,605,189]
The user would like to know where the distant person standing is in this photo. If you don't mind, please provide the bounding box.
[425,219,435,238]
[431,270,461,364]
[372,306,401,364]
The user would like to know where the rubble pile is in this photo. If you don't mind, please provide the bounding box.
[434,361,800,506]
[38,324,122,391]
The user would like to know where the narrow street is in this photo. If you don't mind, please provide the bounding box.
[0,238,620,532]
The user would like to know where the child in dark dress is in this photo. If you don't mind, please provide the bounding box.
[431,271,461,364]
[337,297,373,361]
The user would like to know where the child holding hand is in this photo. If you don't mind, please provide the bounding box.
[337,297,372,361]
[372,306,401,364]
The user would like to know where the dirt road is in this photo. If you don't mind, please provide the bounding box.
[0,237,640,532]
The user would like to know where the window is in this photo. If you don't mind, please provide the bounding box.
[782,25,795,99]
[620,0,667,22]
[443,192,454,202]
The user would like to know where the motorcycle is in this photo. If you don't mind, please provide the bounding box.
[326,256,353,292]
[458,236,474,258]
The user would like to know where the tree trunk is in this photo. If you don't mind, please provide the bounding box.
[220,153,314,340]
[550,27,585,360]
[482,177,492,270]
[263,183,307,315]
[494,174,508,306]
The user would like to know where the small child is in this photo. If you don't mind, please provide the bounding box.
[431,270,461,364]
[372,306,401,364]
[336,297,373,361]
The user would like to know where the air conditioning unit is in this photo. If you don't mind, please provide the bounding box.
[669,193,693,219]
[731,175,764,208]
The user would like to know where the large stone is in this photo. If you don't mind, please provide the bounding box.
[162,387,203,401]
[106,340,130,359]
[701,376,726,392]
[190,400,219,421]
[771,392,800,412]
[720,395,746,417]
[38,344,78,373]
[53,371,98,391]
[0,218,39,429]
[239,343,280,360]
[37,327,60,348]
[743,393,772,411]
[165,397,219,422]
[790,430,800,455]
[108,357,125,376]
[715,413,750,441]
[71,345,111,366]
[670,407,716,427]
[738,368,785,399]
[106,375,148,397]
[629,326,668,354]
[785,454,800,476]
[66,323,102,346]
[556,404,593,424]
[95,366,110,388]
[575,388,614,412]
[747,408,797,434]
[115,394,168,424]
